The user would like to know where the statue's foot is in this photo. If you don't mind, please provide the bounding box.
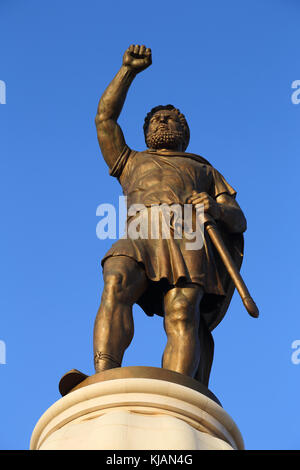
[59,369,88,396]
[94,351,121,372]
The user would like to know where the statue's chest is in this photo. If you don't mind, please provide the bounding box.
[120,154,213,198]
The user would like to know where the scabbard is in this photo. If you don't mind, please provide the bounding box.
[204,214,259,318]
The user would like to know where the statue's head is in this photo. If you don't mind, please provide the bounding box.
[143,105,190,152]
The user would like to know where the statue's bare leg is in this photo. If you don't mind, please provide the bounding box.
[162,284,204,377]
[93,256,148,373]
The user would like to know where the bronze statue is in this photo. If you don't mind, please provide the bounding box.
[93,44,258,387]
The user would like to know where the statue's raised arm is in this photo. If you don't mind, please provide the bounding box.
[95,45,152,169]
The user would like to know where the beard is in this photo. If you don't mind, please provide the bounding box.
[146,128,185,150]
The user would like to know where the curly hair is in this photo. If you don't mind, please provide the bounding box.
[143,105,190,151]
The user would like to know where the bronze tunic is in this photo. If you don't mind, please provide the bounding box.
[101,146,242,335]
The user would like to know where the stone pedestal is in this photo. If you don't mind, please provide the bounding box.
[30,367,244,450]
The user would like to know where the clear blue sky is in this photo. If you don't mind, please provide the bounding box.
[0,0,299,450]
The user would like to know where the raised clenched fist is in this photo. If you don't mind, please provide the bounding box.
[123,44,152,73]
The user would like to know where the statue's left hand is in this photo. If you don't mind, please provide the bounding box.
[187,191,221,220]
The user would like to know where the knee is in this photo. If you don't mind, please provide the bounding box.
[102,269,139,306]
[102,271,127,303]
[165,295,196,334]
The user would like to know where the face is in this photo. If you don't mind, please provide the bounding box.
[146,110,185,151]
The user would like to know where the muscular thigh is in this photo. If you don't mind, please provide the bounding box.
[103,256,148,304]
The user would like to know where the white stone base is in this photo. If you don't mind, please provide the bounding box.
[30,369,244,450]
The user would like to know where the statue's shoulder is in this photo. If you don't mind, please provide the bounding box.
[182,152,213,167]
[143,149,213,167]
